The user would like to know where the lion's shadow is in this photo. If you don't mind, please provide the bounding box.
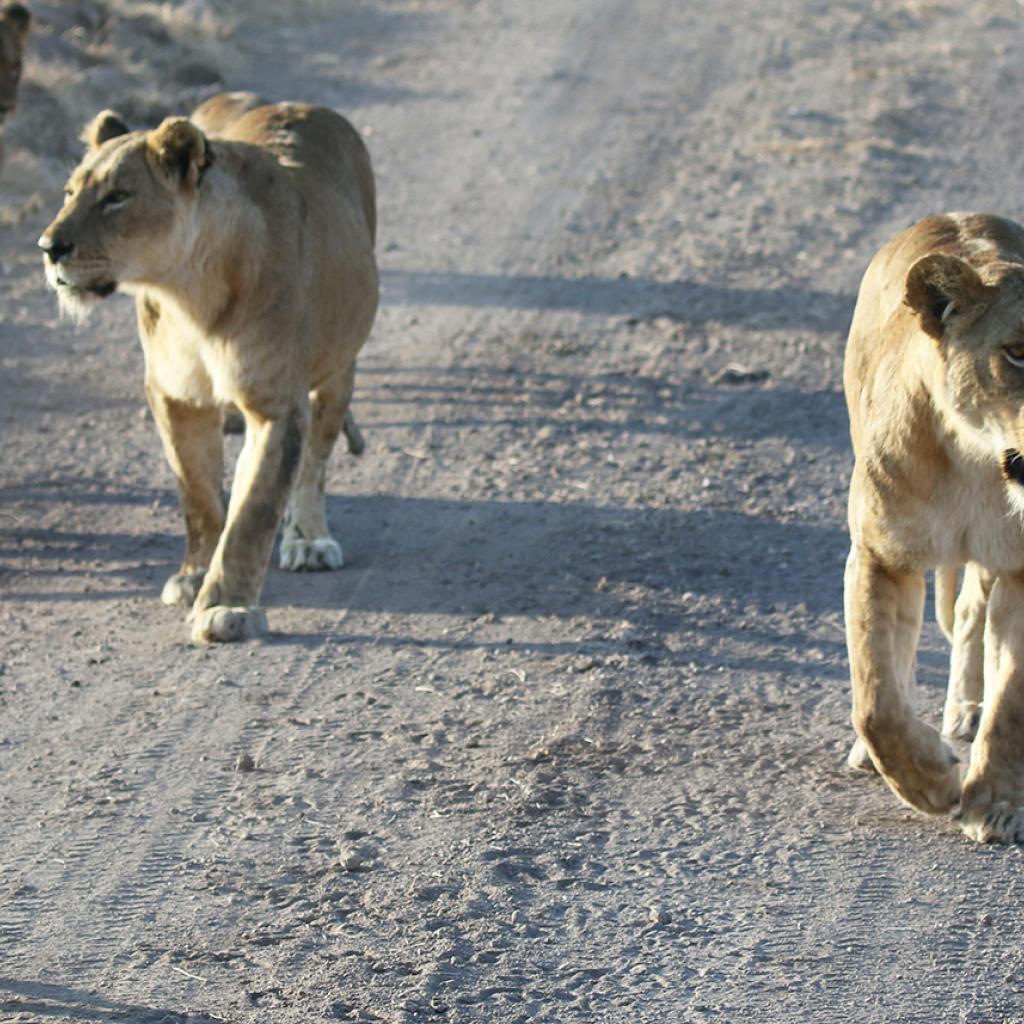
[0,975,216,1024]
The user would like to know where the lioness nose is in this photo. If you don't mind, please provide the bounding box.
[38,236,74,263]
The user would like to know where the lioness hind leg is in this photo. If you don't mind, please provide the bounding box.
[846,736,876,773]
[846,546,960,814]
[942,563,990,741]
[146,382,225,608]
[279,365,355,572]
[956,575,1024,844]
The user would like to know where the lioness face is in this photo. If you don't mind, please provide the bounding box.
[39,113,209,321]
[906,253,1024,510]
[0,3,30,124]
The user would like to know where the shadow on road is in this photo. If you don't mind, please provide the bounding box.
[357,363,850,449]
[0,486,848,639]
[381,269,856,332]
[265,493,848,640]
[0,976,217,1023]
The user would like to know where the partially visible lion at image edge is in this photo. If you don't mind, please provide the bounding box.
[38,92,379,642]
[0,2,30,154]
[844,212,1024,845]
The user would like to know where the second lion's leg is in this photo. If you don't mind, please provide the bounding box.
[146,381,225,608]
[942,562,990,741]
[191,404,307,642]
[279,363,355,572]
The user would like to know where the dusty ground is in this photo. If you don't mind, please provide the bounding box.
[3,1,1024,1021]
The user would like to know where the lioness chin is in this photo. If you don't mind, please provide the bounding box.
[40,93,378,642]
[845,212,1024,845]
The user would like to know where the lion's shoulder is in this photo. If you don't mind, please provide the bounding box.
[194,95,376,245]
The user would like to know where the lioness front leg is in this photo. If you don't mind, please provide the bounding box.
[956,574,1024,844]
[279,364,355,572]
[191,405,306,643]
[942,563,990,741]
[146,382,225,608]
[846,546,960,813]
[846,548,924,774]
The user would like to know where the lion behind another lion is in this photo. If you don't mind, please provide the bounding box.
[0,2,30,161]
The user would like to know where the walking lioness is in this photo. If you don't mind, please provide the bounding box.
[39,93,378,642]
[845,212,1024,844]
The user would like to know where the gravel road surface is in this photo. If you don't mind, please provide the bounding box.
[3,2,1024,1022]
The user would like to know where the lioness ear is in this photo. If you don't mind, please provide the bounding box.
[82,110,130,149]
[905,253,991,340]
[147,117,209,191]
[1,3,31,42]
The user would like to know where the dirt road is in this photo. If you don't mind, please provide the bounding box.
[3,1,1024,1021]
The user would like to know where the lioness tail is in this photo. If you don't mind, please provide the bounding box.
[343,410,365,455]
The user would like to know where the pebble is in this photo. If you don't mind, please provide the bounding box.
[338,847,370,872]
[648,907,672,925]
[234,753,256,772]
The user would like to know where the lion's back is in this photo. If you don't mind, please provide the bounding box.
[192,94,376,247]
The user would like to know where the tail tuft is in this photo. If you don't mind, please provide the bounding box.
[343,409,365,455]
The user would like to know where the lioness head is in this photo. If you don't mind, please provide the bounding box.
[0,3,29,124]
[906,252,1024,506]
[39,111,212,320]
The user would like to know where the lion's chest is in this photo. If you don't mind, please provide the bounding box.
[855,460,1024,573]
[927,477,1024,570]
[141,315,246,406]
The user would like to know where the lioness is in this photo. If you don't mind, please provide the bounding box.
[0,2,30,154]
[39,93,378,642]
[845,212,1024,844]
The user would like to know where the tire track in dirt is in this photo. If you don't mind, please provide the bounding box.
[1,455,427,992]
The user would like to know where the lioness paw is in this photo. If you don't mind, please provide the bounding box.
[956,797,1024,845]
[942,700,983,742]
[846,736,878,773]
[191,605,268,644]
[161,571,205,608]
[279,536,343,572]
[867,720,961,815]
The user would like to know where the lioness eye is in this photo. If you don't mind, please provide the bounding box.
[1004,344,1024,367]
[101,190,130,210]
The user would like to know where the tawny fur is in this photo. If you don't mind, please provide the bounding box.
[0,3,30,161]
[39,94,378,642]
[845,212,1024,844]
